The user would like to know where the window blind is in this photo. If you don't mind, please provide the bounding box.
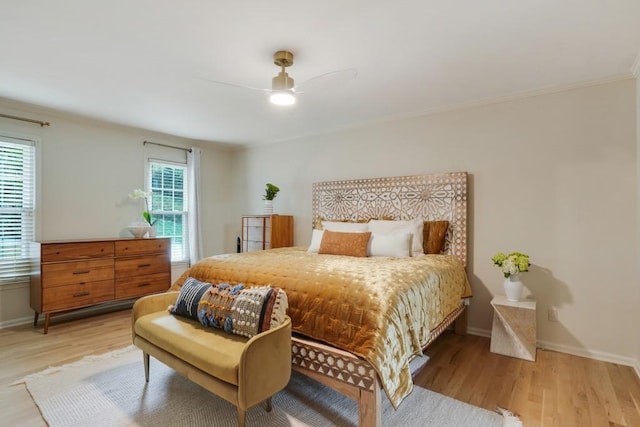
[147,159,189,263]
[0,136,36,284]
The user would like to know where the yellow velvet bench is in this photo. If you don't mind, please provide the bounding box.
[132,291,292,427]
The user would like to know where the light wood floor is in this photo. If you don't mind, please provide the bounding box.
[1,309,639,427]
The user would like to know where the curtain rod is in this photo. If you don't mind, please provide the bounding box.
[0,113,50,127]
[143,140,192,152]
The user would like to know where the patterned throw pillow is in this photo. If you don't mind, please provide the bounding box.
[197,284,289,338]
[169,277,212,320]
[318,230,372,257]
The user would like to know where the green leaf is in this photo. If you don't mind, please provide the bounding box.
[143,211,152,225]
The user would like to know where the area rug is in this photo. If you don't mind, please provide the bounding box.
[15,346,522,426]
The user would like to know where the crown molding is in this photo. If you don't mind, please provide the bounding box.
[390,73,635,124]
[0,96,236,151]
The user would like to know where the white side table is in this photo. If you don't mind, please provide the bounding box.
[490,295,537,361]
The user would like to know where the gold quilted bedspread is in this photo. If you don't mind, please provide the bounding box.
[170,247,472,407]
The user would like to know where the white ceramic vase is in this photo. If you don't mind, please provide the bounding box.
[128,222,150,239]
[263,200,274,214]
[147,225,157,238]
[504,273,524,302]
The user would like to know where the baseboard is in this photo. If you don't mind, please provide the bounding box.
[0,314,34,329]
[536,339,639,370]
[466,327,639,377]
[0,300,134,330]
[466,326,491,338]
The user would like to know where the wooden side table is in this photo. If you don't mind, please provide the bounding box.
[490,295,537,361]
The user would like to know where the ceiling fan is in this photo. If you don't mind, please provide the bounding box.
[202,50,357,106]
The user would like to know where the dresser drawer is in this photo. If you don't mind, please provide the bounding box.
[115,239,170,257]
[246,226,270,241]
[115,272,170,299]
[244,217,270,227]
[115,255,170,278]
[42,279,115,311]
[245,241,269,251]
[42,242,114,262]
[42,259,115,288]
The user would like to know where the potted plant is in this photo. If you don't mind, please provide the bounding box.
[492,252,530,302]
[262,183,280,214]
[129,189,158,237]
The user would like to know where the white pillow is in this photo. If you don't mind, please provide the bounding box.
[367,218,424,256]
[307,229,325,253]
[368,233,412,257]
[321,221,369,233]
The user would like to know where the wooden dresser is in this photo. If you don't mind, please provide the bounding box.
[241,215,294,252]
[30,237,171,333]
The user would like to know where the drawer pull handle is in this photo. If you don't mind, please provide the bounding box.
[138,283,151,287]
[73,292,90,298]
[138,263,151,268]
[73,270,90,275]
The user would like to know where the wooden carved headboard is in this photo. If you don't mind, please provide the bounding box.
[312,172,468,265]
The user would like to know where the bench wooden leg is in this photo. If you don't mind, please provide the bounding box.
[143,352,150,382]
[237,408,246,427]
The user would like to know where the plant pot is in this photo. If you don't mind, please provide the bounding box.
[504,273,524,302]
[147,225,157,238]
[263,200,274,214]
[128,223,150,239]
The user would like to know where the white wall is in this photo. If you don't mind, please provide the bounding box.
[231,79,638,363]
[0,99,234,326]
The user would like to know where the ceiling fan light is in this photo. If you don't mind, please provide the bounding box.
[270,90,296,106]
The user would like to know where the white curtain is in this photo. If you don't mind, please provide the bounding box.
[187,147,203,265]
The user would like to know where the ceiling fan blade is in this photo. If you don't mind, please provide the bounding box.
[196,76,272,93]
[293,68,358,94]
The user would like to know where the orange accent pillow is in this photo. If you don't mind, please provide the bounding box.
[423,221,449,254]
[318,230,372,257]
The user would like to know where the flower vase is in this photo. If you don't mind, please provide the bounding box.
[263,200,274,215]
[504,273,524,302]
[147,225,157,238]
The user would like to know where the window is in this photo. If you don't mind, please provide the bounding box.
[148,160,188,262]
[0,136,36,284]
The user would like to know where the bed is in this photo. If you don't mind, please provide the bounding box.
[170,172,471,427]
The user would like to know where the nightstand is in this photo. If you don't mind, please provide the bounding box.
[490,295,537,361]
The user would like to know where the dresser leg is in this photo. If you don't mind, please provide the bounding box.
[43,313,50,334]
[33,312,39,327]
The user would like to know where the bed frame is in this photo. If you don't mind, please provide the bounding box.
[290,171,468,427]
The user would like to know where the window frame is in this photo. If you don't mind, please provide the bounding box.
[145,157,189,264]
[0,132,40,286]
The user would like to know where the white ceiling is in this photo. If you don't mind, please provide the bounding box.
[1,1,639,146]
